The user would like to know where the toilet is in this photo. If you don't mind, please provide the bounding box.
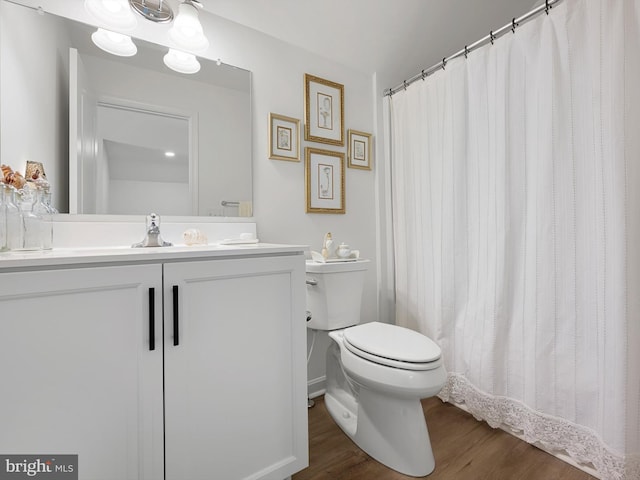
[306,259,446,477]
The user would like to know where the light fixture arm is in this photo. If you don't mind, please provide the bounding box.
[129,0,173,23]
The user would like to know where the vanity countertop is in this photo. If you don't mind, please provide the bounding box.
[0,243,308,271]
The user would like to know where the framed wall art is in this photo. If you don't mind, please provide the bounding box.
[347,129,372,170]
[269,113,300,161]
[304,74,344,146]
[305,147,345,214]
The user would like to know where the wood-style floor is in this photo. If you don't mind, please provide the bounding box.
[293,395,597,480]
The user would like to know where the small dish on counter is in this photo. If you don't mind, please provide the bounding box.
[217,238,260,245]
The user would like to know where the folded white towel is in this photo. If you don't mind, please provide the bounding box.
[238,201,253,217]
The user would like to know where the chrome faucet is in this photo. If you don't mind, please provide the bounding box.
[132,213,173,248]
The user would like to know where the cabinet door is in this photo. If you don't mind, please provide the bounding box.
[164,255,307,480]
[0,264,164,480]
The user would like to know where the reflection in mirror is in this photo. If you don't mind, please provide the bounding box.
[86,103,191,215]
[0,0,252,217]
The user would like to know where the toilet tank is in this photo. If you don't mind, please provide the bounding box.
[306,259,370,330]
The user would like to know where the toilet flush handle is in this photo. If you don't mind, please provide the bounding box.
[306,278,318,286]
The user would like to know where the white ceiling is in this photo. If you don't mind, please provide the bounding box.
[200,0,539,90]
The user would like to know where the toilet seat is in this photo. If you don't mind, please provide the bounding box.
[343,322,441,371]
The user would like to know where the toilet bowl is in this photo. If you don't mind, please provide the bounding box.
[306,260,446,477]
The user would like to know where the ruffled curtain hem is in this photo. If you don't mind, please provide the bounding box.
[438,373,640,480]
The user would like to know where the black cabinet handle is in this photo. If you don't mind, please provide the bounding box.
[173,285,179,346]
[148,288,155,351]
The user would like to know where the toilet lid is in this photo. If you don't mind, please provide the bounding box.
[343,322,441,369]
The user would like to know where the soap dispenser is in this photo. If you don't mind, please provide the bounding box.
[33,186,53,250]
[16,187,42,251]
[3,184,21,250]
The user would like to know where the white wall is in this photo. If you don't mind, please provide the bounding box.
[208,14,380,389]
[3,0,383,392]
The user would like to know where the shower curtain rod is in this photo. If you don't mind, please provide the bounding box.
[384,0,562,97]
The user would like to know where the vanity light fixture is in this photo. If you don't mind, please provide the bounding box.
[85,0,210,74]
[168,0,209,52]
[91,28,138,57]
[163,49,201,74]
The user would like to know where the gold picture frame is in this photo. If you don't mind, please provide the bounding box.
[304,74,344,146]
[305,147,345,214]
[269,113,300,161]
[347,129,372,170]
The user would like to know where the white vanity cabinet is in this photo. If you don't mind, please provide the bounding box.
[0,249,308,480]
[0,264,165,480]
[163,255,308,480]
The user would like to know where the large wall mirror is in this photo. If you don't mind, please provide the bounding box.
[0,0,252,217]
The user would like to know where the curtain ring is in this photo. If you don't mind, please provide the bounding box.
[490,30,495,45]
[545,0,550,14]
[512,18,518,33]
[441,57,447,70]
[421,69,426,81]
[403,80,408,91]
[464,45,469,59]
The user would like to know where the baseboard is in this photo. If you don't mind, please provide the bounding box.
[307,376,326,399]
[449,400,601,479]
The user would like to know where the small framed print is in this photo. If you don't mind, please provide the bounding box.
[347,130,372,170]
[269,113,300,161]
[304,74,344,146]
[305,147,345,214]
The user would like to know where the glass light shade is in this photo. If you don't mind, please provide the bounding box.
[163,49,201,74]
[84,0,137,30]
[168,3,209,52]
[91,28,137,57]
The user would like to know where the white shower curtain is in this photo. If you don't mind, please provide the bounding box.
[387,0,640,478]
